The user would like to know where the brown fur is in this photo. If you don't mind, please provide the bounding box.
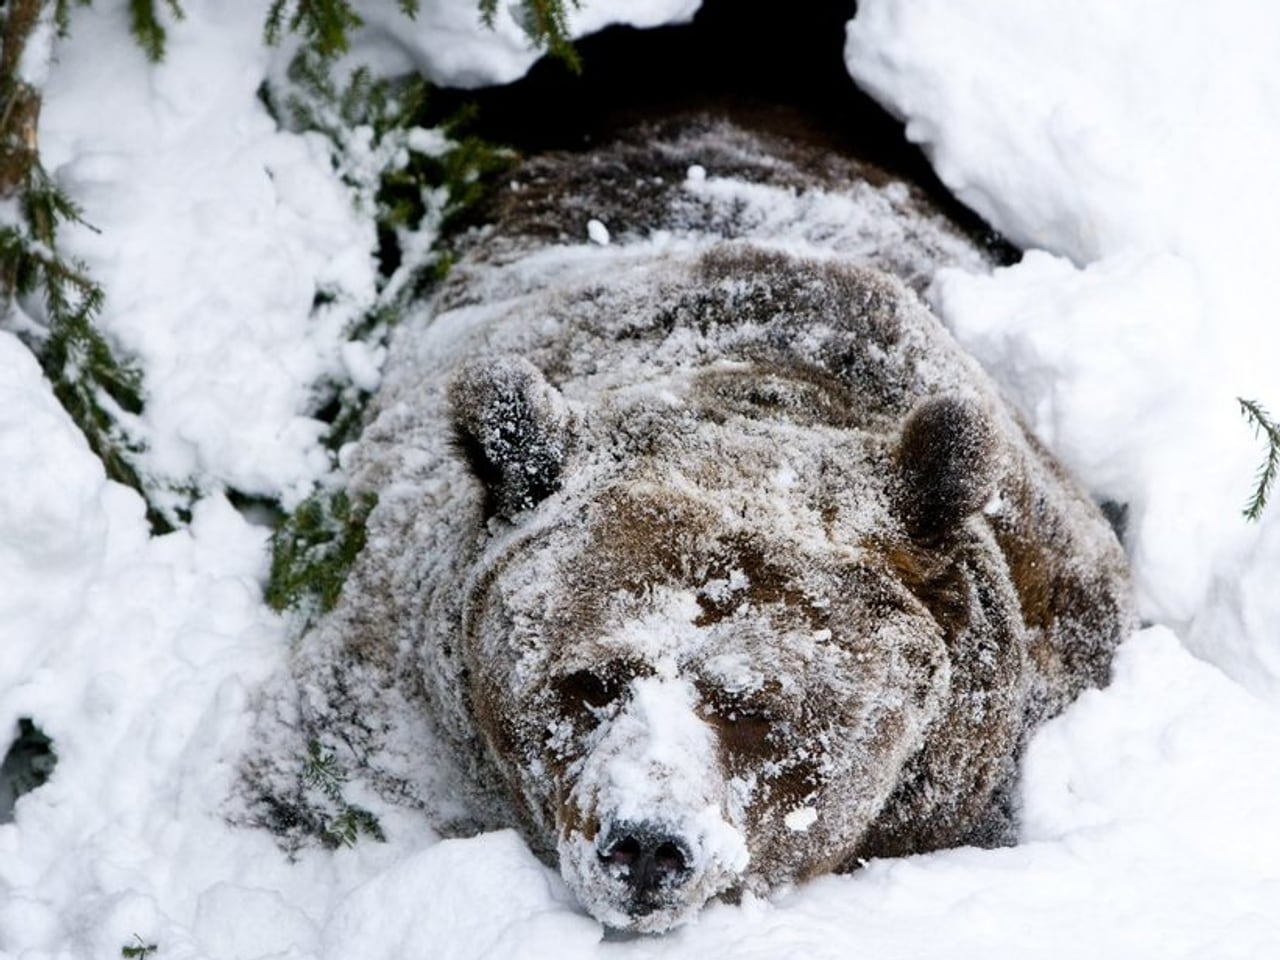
[266,118,1134,933]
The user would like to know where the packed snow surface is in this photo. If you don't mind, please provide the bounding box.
[3,0,1280,957]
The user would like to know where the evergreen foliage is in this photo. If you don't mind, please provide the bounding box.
[264,0,367,57]
[265,489,376,623]
[2,0,168,531]
[277,48,512,282]
[52,0,88,37]
[5,0,554,552]
[1239,397,1280,521]
[121,936,158,959]
[259,50,512,621]
[263,0,422,57]
[128,0,184,62]
[481,0,580,71]
[300,739,385,848]
[268,46,511,444]
[262,0,577,66]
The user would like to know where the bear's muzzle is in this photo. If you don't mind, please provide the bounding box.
[556,673,750,933]
[597,821,693,915]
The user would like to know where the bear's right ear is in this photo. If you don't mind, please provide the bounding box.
[893,395,998,542]
[449,356,571,521]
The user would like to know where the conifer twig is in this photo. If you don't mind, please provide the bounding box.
[1239,397,1280,522]
[3,0,168,531]
[479,0,581,71]
[129,0,185,62]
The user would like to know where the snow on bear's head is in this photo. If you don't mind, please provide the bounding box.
[448,353,996,932]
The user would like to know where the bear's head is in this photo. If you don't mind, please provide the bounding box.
[448,355,1004,933]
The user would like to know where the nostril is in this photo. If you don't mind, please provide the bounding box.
[653,841,686,874]
[598,824,692,894]
[604,834,641,868]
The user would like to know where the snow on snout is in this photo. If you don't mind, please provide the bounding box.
[558,674,749,932]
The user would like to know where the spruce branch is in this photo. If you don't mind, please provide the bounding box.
[1239,397,1280,522]
[52,0,91,37]
[266,489,375,622]
[300,739,385,848]
[301,738,348,802]
[121,935,158,959]
[128,0,185,63]
[2,4,167,531]
[480,0,581,71]
[264,0,364,56]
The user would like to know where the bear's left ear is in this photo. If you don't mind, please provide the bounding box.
[893,395,998,542]
[449,356,571,521]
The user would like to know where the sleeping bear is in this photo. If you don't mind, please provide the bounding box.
[255,117,1134,934]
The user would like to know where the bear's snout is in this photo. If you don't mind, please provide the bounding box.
[597,822,692,910]
[556,672,750,932]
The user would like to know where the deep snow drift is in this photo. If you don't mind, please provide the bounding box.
[3,0,1280,957]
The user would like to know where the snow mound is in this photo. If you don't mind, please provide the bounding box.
[847,0,1280,694]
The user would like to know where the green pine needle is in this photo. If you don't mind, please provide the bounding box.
[264,0,363,56]
[129,0,185,63]
[1239,397,1280,522]
[480,0,582,71]
[301,739,348,802]
[300,740,385,848]
[265,490,375,619]
[121,935,158,959]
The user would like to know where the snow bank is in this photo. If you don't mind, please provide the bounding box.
[349,0,701,87]
[847,0,1280,695]
[0,329,296,955]
[321,832,601,960]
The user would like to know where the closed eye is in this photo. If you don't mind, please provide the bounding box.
[556,669,617,711]
[554,659,650,714]
[710,711,774,759]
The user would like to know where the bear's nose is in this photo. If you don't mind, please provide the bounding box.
[598,823,691,898]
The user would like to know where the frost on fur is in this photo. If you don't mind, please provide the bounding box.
[243,118,1134,933]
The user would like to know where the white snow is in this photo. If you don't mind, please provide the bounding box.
[783,806,817,833]
[5,0,1280,956]
[586,218,611,246]
[348,0,701,87]
[38,0,378,512]
[846,0,1280,691]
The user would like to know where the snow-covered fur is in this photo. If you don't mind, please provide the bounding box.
[245,118,1133,934]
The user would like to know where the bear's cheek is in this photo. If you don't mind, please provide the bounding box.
[723,644,947,884]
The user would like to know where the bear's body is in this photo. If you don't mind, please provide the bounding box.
[258,118,1133,933]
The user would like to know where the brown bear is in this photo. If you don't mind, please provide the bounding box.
[256,116,1133,934]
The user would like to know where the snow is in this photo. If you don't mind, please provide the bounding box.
[586,218,611,246]
[4,0,1280,957]
[348,0,701,87]
[846,0,1280,690]
[783,806,817,833]
[38,0,377,513]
